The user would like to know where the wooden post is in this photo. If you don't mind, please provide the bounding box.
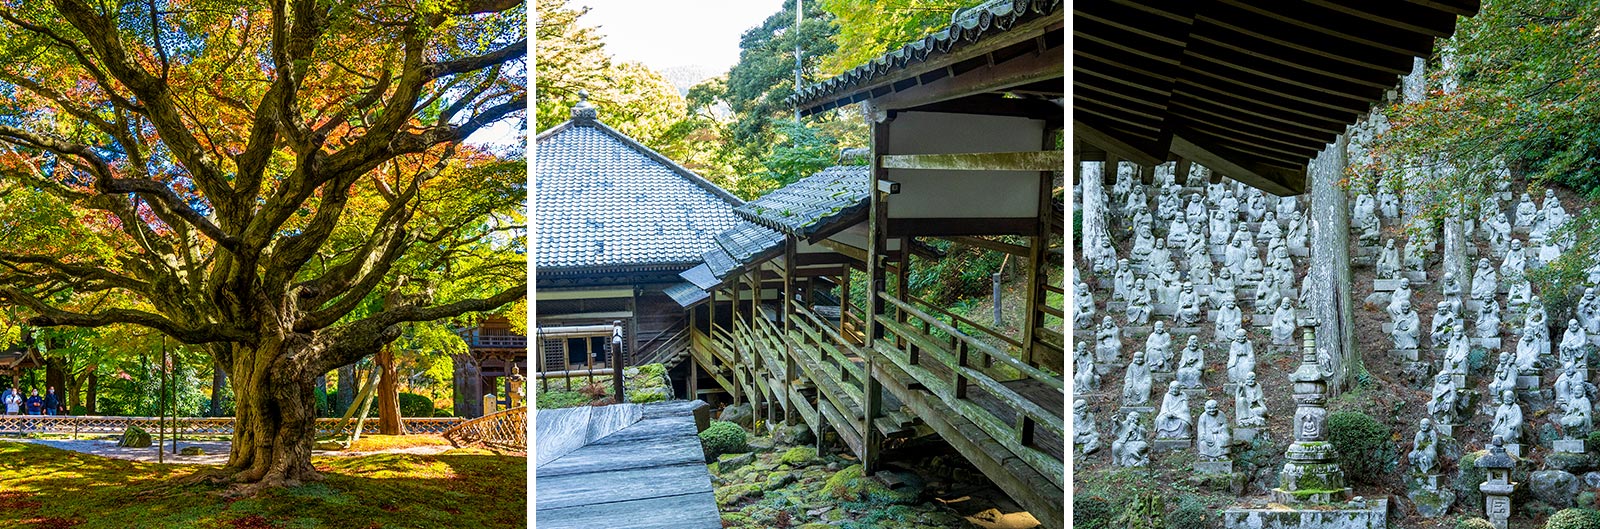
[612,322,626,404]
[783,236,798,427]
[1021,128,1054,367]
[158,338,166,463]
[839,271,852,340]
[730,280,743,406]
[863,109,893,474]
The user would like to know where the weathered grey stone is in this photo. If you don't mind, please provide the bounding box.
[179,446,205,456]
[1583,471,1600,490]
[1222,498,1387,529]
[117,425,151,448]
[1530,470,1580,508]
[717,452,755,474]
[718,403,754,429]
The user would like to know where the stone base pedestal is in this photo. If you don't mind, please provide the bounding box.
[1404,270,1428,283]
[1153,438,1191,451]
[1517,375,1542,390]
[1476,337,1503,349]
[1374,278,1406,291]
[1106,301,1127,313]
[1180,388,1209,400]
[1390,348,1421,362]
[1505,443,1522,458]
[1153,371,1175,384]
[1172,326,1203,336]
[1224,498,1386,529]
[1554,439,1586,453]
[1120,406,1155,416]
[1196,459,1234,474]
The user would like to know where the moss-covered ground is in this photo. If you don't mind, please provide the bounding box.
[533,363,671,409]
[0,440,525,528]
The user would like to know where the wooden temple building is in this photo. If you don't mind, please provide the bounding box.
[452,315,528,417]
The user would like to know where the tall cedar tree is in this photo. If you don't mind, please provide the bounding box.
[0,0,525,490]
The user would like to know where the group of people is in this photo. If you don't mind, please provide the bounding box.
[2,386,63,415]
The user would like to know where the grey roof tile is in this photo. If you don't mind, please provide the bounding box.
[734,165,869,238]
[534,118,744,270]
[664,281,710,308]
[714,221,786,264]
[679,263,721,291]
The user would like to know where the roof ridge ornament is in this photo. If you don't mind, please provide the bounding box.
[572,90,598,123]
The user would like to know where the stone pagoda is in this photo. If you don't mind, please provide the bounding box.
[1272,320,1351,503]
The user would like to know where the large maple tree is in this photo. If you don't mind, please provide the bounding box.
[0,0,525,489]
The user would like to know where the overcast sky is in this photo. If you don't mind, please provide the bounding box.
[578,0,787,76]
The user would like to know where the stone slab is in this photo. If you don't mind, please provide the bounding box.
[1154,303,1178,316]
[1517,376,1543,390]
[1195,460,1234,475]
[1223,499,1387,529]
[1506,443,1522,458]
[1555,439,1586,453]
[1374,278,1406,292]
[1289,247,1309,257]
[1403,270,1428,283]
[1475,338,1503,349]
[1390,349,1421,362]
[1180,388,1210,400]
[1153,438,1192,451]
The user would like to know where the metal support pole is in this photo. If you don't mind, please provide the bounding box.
[612,322,626,404]
[992,272,1003,327]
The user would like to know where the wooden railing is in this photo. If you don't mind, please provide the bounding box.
[442,405,527,451]
[875,291,1065,489]
[0,415,465,437]
[635,325,691,367]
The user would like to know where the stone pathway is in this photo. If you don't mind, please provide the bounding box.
[9,437,455,465]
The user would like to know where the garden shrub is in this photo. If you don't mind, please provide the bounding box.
[1327,411,1396,483]
[1167,495,1210,529]
[1456,518,1495,529]
[1074,493,1115,529]
[398,392,434,418]
[699,420,747,460]
[1546,508,1600,529]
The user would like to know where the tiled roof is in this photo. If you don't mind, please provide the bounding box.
[715,221,786,264]
[789,0,1062,114]
[535,111,744,271]
[702,246,740,279]
[664,281,711,308]
[734,165,869,238]
[679,263,721,291]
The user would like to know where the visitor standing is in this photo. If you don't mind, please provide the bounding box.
[25,389,42,415]
[43,387,59,416]
[3,387,19,415]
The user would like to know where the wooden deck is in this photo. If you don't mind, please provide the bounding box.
[535,400,720,529]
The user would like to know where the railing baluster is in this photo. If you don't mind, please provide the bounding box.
[955,340,969,399]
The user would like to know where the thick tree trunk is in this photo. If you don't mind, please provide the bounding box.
[211,361,226,417]
[1079,160,1107,264]
[224,339,322,489]
[45,356,65,398]
[336,364,357,414]
[376,345,402,435]
[453,354,482,418]
[86,371,97,414]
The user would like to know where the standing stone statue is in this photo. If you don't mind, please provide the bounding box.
[1075,399,1101,455]
[1490,390,1523,446]
[1095,317,1121,364]
[1074,282,1096,328]
[1378,238,1403,279]
[1074,342,1101,393]
[1443,333,1471,376]
[1526,297,1550,345]
[1155,381,1193,441]
[1112,411,1150,467]
[1392,300,1422,350]
[1175,282,1203,327]
[1488,352,1518,398]
[1578,287,1600,336]
[1429,373,1464,426]
[1432,298,1461,348]
[1212,269,1237,309]
[1408,418,1442,475]
[1227,329,1256,384]
[1197,399,1232,462]
[1187,240,1213,285]
[1123,352,1154,407]
[1560,319,1590,368]
[1215,299,1243,342]
[1471,258,1498,301]
[1235,372,1267,427]
[1113,259,1135,301]
[1177,336,1205,389]
[1271,298,1297,345]
[1515,192,1537,227]
[1145,321,1174,372]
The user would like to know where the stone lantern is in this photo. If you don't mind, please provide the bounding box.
[1272,321,1351,504]
[1476,435,1517,529]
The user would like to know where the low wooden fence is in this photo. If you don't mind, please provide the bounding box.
[0,415,465,437]
[443,406,526,451]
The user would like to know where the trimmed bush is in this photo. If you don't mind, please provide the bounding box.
[1167,495,1210,529]
[398,392,434,418]
[699,420,747,461]
[1327,411,1397,483]
[1546,508,1600,529]
[1074,493,1115,529]
[1456,518,1495,529]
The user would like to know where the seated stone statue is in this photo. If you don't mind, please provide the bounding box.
[1092,238,1118,274]
[1154,381,1193,440]
[1074,343,1100,393]
[1515,192,1537,227]
[1112,411,1150,467]
[1477,299,1502,340]
[1242,249,1265,283]
[1196,399,1232,460]
[1561,319,1590,368]
[1254,272,1282,311]
[1377,239,1402,279]
[1503,239,1527,280]
[1515,330,1544,374]
[1074,282,1096,328]
[1443,333,1470,376]
[1271,298,1297,345]
[1074,399,1101,455]
[1287,215,1308,249]
[1359,211,1381,245]
[1096,317,1121,363]
[1234,372,1267,427]
[1226,329,1256,384]
[1388,282,1413,319]
[1392,300,1421,350]
[1486,212,1512,256]
[1431,298,1460,348]
[1113,259,1135,301]
[1471,258,1497,301]
[1488,351,1517,398]
[1507,279,1532,311]
[1578,287,1600,336]
[1123,352,1153,407]
[1259,212,1282,239]
[1429,373,1462,425]
[1175,282,1203,327]
[1441,272,1462,301]
[1145,321,1173,372]
[1176,337,1205,389]
[1215,300,1243,340]
[1408,419,1441,475]
[1491,390,1523,445]
[1224,239,1249,270]
[1527,297,1550,340]
[1211,269,1237,309]
[1126,279,1153,325]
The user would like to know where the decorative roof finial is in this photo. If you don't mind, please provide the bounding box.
[572,90,598,122]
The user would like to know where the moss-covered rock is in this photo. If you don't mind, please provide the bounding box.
[117,425,151,448]
[717,452,755,473]
[699,420,748,462]
[1549,452,1598,473]
[1546,508,1600,529]
[779,446,818,467]
[716,483,763,506]
[824,464,918,505]
[178,446,205,456]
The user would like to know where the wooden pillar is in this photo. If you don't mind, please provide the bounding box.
[863,109,893,473]
[783,236,798,426]
[839,270,852,340]
[1309,132,1356,393]
[729,279,742,407]
[1023,130,1055,367]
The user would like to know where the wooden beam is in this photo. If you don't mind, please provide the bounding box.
[1072,120,1163,167]
[880,151,1063,172]
[871,40,1063,112]
[939,236,1031,257]
[887,218,1036,237]
[1170,134,1305,196]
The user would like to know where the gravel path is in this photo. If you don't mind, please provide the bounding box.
[8,438,455,465]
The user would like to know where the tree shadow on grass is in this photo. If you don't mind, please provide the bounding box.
[0,442,525,529]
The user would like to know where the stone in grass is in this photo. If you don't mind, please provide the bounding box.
[717,452,756,474]
[780,423,815,445]
[179,446,205,456]
[1548,452,1598,474]
[1408,485,1455,518]
[715,483,763,506]
[717,403,755,429]
[117,425,151,448]
[824,464,920,505]
[1532,470,1582,509]
[315,440,347,451]
[779,447,818,467]
[763,471,798,491]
